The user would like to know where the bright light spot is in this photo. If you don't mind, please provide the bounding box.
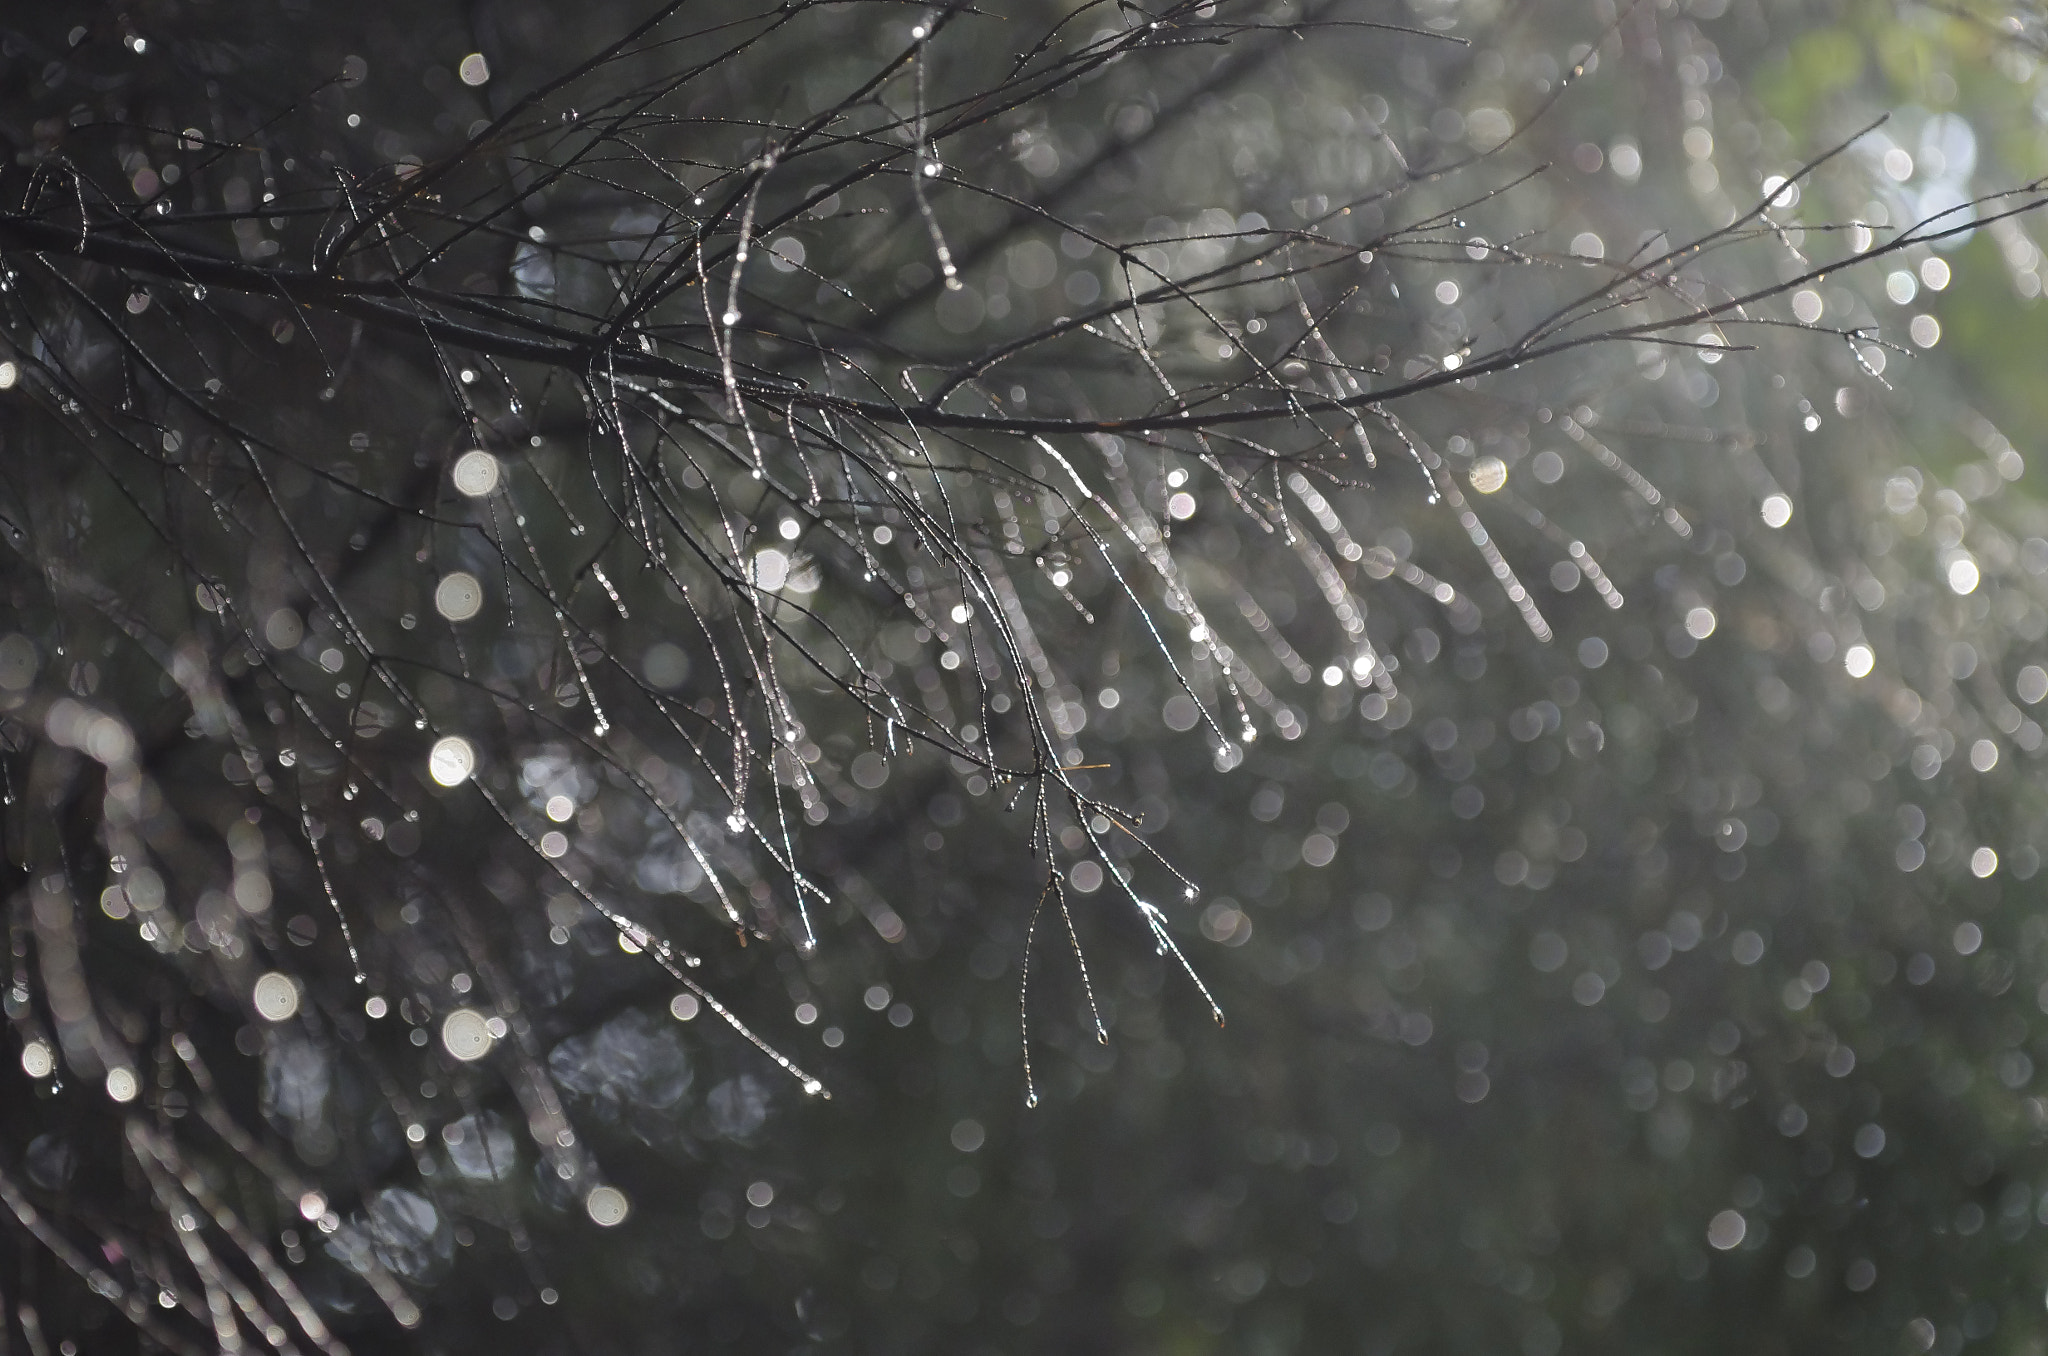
[106,1067,139,1103]
[1947,555,1980,594]
[1441,352,1463,371]
[253,972,300,1022]
[1201,902,1252,946]
[778,517,801,541]
[1609,140,1641,181]
[1697,331,1725,364]
[1570,232,1605,260]
[452,450,500,497]
[1971,846,1999,878]
[1885,270,1918,305]
[435,571,483,621]
[585,1186,630,1227]
[1531,449,1564,484]
[1792,289,1823,324]
[643,641,689,690]
[539,831,568,858]
[366,996,389,1018]
[1760,175,1799,209]
[20,1040,52,1079]
[1910,314,1942,348]
[950,603,973,625]
[1322,665,1345,687]
[1707,1209,1747,1251]
[1760,494,1793,529]
[1468,456,1507,494]
[1844,644,1875,678]
[746,1181,775,1208]
[428,736,475,787]
[1920,256,1951,290]
[1168,491,1198,520]
[753,548,790,592]
[458,53,491,86]
[298,1192,327,1220]
[670,992,700,1021]
[1434,279,1460,305]
[1684,607,1717,640]
[545,795,575,822]
[2018,664,2048,704]
[1467,106,1514,147]
[1971,738,1999,772]
[872,524,894,545]
[1883,147,1914,181]
[0,361,17,390]
[264,607,304,650]
[441,1008,495,1061]
[850,752,890,789]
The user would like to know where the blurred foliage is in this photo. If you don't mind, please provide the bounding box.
[5,1,2048,1356]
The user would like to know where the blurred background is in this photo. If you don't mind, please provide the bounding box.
[5,1,2048,1354]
